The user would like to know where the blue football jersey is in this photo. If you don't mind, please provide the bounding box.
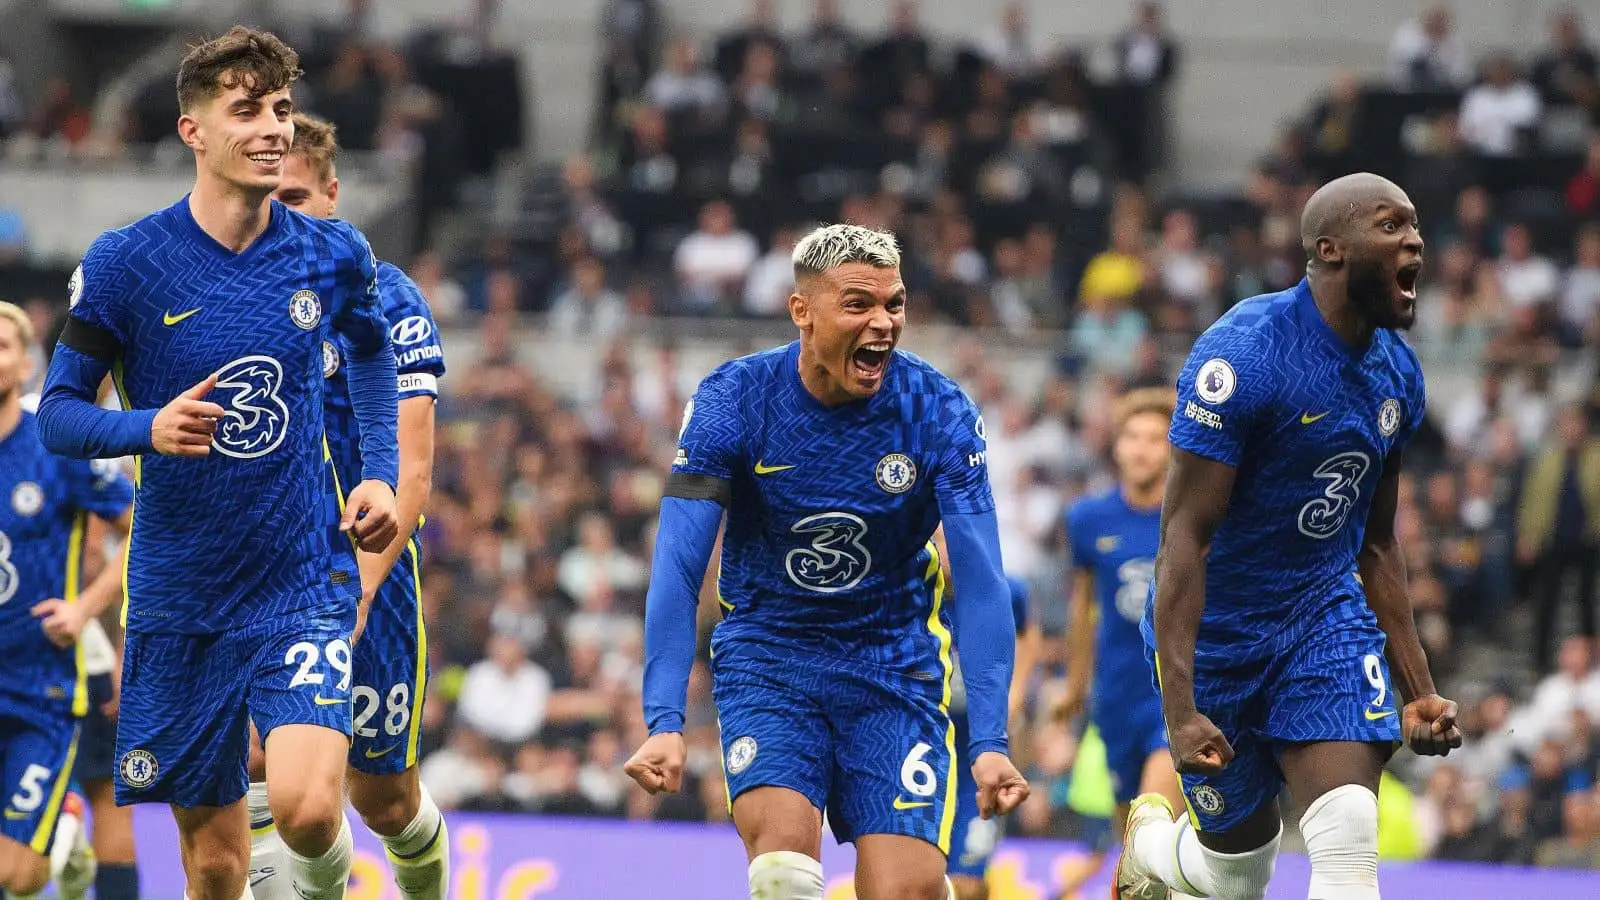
[1066,487,1160,718]
[1148,278,1426,666]
[323,261,445,496]
[0,412,133,718]
[674,341,993,673]
[63,198,391,634]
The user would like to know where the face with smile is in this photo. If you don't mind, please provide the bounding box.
[180,80,295,195]
[791,261,906,404]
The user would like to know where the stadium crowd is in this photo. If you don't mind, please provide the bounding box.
[4,0,1600,875]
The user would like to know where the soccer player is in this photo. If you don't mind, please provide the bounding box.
[1053,387,1184,900]
[1112,173,1461,900]
[946,574,1033,900]
[35,27,400,900]
[625,223,1028,900]
[22,315,144,900]
[0,301,132,900]
[242,112,449,900]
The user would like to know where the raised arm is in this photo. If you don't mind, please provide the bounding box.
[1151,448,1239,775]
[1358,451,1461,756]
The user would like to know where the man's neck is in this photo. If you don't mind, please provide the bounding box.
[0,396,21,443]
[1308,272,1376,348]
[796,345,853,407]
[189,176,273,253]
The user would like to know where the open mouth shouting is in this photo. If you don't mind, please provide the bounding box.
[850,339,893,383]
[1395,257,1420,302]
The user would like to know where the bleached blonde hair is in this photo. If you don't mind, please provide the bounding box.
[0,301,34,348]
[791,223,901,280]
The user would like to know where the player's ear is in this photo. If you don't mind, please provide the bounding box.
[1316,235,1343,267]
[177,113,201,151]
[325,177,340,213]
[788,290,809,329]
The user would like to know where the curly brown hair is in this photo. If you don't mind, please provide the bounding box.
[176,26,302,114]
[1114,386,1178,431]
[289,112,339,184]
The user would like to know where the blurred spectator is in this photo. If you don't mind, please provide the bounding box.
[1113,2,1179,88]
[1458,54,1543,157]
[788,0,857,88]
[1563,224,1600,343]
[1568,133,1600,218]
[1536,789,1600,868]
[644,36,726,121]
[1518,408,1600,670]
[1496,222,1561,312]
[975,3,1041,79]
[411,250,467,324]
[1532,9,1598,109]
[457,633,553,745]
[557,511,647,605]
[743,224,798,317]
[715,0,784,85]
[673,200,760,313]
[549,256,628,341]
[1389,5,1472,90]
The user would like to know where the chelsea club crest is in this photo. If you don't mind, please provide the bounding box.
[289,290,322,330]
[875,453,917,494]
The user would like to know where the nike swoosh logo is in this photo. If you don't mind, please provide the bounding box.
[1364,708,1396,721]
[364,744,399,759]
[313,695,345,706]
[893,797,932,811]
[162,308,201,326]
[1300,410,1331,425]
[754,461,795,475]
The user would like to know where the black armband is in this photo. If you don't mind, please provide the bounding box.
[59,315,121,364]
[665,472,731,506]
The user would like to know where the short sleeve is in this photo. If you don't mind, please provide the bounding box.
[66,457,134,521]
[1064,500,1094,571]
[379,264,446,398]
[330,221,388,356]
[1169,325,1273,467]
[672,365,745,481]
[932,384,995,516]
[66,232,131,343]
[1007,575,1030,634]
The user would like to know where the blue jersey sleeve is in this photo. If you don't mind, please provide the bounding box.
[66,458,134,521]
[331,224,399,488]
[1170,325,1274,467]
[379,263,446,400]
[671,365,745,483]
[38,234,157,458]
[933,386,994,516]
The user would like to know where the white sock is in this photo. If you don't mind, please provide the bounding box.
[1132,814,1279,900]
[747,850,824,900]
[1301,784,1380,900]
[249,828,294,900]
[285,814,353,900]
[1132,815,1214,896]
[1198,826,1280,900]
[378,784,450,900]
